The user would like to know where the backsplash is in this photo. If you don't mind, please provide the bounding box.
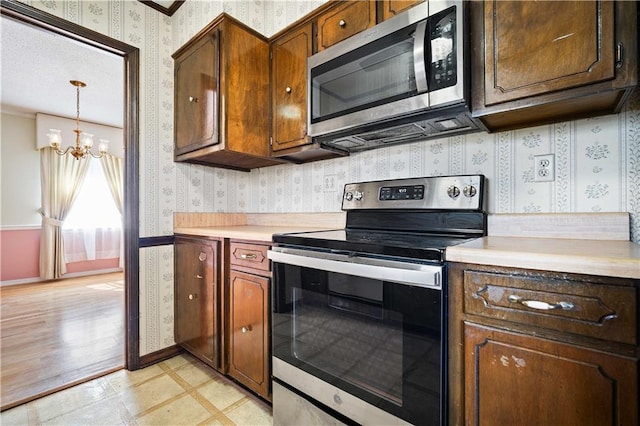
[176,92,640,243]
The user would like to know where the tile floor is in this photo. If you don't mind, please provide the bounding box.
[1,354,273,425]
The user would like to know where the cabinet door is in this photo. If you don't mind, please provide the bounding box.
[483,0,615,106]
[228,270,270,399]
[174,238,219,368]
[380,0,425,22]
[464,323,638,426]
[316,0,376,51]
[174,31,219,156]
[271,24,312,152]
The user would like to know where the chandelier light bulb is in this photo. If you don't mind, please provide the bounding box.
[47,129,62,149]
[82,133,94,149]
[98,139,109,154]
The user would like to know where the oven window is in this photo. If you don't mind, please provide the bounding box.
[293,278,404,405]
[310,24,420,124]
[273,263,442,424]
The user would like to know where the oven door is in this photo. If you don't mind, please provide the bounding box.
[269,247,445,425]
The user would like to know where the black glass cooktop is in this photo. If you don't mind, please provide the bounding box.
[272,229,478,263]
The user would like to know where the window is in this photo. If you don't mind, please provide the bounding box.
[63,158,121,262]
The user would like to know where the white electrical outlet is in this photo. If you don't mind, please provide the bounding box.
[534,154,555,182]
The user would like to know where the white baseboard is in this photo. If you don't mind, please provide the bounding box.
[0,268,124,287]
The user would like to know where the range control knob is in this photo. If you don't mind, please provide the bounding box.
[463,185,477,198]
[447,185,460,199]
[344,192,354,201]
[353,191,364,201]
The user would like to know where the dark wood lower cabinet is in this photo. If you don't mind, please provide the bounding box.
[448,262,639,426]
[174,236,221,370]
[464,323,638,426]
[227,270,270,399]
[175,236,272,401]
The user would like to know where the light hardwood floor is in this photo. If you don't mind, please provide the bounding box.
[0,272,124,411]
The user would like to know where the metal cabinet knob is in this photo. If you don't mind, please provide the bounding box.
[241,325,252,333]
[188,293,197,300]
[339,19,346,27]
[188,96,198,103]
[285,86,292,93]
[198,252,207,261]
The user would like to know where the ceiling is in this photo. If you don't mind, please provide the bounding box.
[0,1,185,128]
[1,14,124,128]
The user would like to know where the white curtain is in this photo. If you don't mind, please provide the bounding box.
[39,148,90,279]
[100,153,124,268]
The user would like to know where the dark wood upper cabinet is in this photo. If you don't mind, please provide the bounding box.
[471,0,638,132]
[173,14,284,172]
[268,2,359,163]
[174,31,218,156]
[270,24,313,154]
[379,0,425,22]
[316,0,377,51]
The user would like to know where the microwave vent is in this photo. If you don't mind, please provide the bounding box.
[332,136,366,149]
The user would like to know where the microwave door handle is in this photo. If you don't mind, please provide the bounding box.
[413,20,429,94]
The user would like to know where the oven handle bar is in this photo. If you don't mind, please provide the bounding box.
[268,247,442,289]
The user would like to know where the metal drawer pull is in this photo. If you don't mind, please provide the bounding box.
[188,96,198,103]
[508,295,574,311]
[188,293,197,300]
[240,253,257,260]
[195,274,204,279]
[241,325,252,333]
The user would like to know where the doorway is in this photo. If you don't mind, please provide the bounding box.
[0,0,140,409]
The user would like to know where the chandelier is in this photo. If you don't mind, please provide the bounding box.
[47,80,108,160]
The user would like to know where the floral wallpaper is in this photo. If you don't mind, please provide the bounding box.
[20,0,639,357]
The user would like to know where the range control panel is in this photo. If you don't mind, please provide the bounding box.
[342,175,484,211]
[379,185,425,201]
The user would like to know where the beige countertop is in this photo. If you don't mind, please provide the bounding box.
[446,237,640,279]
[173,212,346,242]
[174,211,639,279]
[174,225,338,242]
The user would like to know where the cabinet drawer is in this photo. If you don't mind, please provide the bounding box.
[316,0,376,51]
[463,270,637,345]
[230,242,270,272]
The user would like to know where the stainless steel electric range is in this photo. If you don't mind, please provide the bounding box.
[268,175,486,425]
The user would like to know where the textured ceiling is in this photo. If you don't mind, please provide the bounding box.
[1,15,124,128]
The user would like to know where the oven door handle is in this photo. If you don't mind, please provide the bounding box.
[268,249,441,289]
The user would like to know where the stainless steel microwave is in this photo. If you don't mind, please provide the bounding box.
[308,0,482,152]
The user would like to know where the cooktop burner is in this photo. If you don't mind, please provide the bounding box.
[273,229,478,262]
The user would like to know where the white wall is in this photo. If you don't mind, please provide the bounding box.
[0,112,41,227]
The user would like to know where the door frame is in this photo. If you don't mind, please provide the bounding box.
[1,0,141,370]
